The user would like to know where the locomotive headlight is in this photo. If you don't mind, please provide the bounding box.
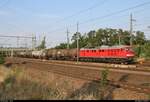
[126,54,134,57]
[127,54,131,57]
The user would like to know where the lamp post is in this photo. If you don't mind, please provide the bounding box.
[147,26,150,40]
[77,22,79,63]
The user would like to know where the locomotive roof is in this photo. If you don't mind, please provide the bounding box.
[81,45,131,50]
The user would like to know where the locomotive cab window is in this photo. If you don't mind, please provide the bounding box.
[125,48,133,52]
[126,48,129,51]
[92,50,96,53]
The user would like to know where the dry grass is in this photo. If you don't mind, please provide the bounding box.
[0,66,100,100]
[0,65,149,100]
[0,66,10,83]
[0,67,67,100]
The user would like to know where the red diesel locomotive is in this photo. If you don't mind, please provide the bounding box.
[79,45,135,63]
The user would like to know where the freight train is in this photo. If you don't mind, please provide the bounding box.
[16,45,135,64]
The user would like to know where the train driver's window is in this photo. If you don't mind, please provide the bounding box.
[128,47,133,52]
[126,48,129,51]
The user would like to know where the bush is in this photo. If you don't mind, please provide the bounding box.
[100,69,109,100]
[133,43,150,59]
[0,55,5,64]
[100,69,109,88]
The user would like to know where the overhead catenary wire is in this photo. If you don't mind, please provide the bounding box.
[80,7,150,32]
[48,1,150,34]
[0,35,33,39]
[53,0,109,24]
[138,29,150,32]
[47,0,109,34]
[134,22,150,27]
[80,1,150,25]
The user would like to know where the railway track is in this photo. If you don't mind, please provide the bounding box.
[7,57,150,76]
[26,64,150,95]
[5,57,150,94]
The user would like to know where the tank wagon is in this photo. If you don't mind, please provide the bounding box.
[32,50,47,59]
[46,48,77,60]
[17,51,32,58]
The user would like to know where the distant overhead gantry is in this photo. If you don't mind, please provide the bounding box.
[0,35,36,49]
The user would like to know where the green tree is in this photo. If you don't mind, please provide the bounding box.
[0,55,5,64]
[121,30,131,45]
[37,36,46,50]
[95,29,105,46]
[106,28,118,46]
[135,31,146,45]
[100,69,109,100]
[55,43,68,49]
[84,30,96,47]
[70,32,82,48]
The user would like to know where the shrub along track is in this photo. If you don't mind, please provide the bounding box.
[5,57,150,95]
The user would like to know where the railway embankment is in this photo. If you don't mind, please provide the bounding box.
[0,64,149,100]
[0,57,149,100]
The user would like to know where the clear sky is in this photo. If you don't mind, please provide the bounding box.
[0,0,150,48]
